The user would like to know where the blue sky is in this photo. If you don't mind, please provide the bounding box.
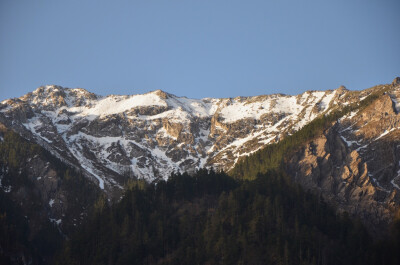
[1,0,399,101]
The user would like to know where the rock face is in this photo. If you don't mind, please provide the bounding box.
[0,85,360,193]
[286,84,400,234]
[287,126,395,234]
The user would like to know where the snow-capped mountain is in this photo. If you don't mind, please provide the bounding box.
[0,85,362,193]
[2,79,400,235]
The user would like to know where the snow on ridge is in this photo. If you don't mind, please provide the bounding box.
[69,93,168,118]
[218,90,335,124]
[53,89,218,120]
[220,98,267,123]
[168,96,219,118]
[8,86,342,123]
[319,90,336,109]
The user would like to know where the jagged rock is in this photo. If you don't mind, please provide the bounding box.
[162,118,183,139]
[286,85,400,234]
[287,126,391,235]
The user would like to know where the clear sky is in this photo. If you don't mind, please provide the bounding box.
[1,0,399,101]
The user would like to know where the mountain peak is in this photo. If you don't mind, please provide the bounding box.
[32,85,95,97]
[148,89,169,99]
[33,85,64,94]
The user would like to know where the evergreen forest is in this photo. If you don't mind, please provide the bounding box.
[56,170,400,265]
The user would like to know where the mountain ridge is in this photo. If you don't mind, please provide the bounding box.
[2,81,400,232]
[0,84,357,195]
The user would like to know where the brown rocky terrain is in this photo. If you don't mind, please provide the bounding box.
[286,79,400,234]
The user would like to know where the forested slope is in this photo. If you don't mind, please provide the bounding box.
[56,170,400,265]
[0,129,100,264]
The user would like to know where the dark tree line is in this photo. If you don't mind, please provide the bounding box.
[56,170,400,265]
[0,129,100,264]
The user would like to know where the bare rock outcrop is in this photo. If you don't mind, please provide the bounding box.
[286,86,400,234]
[287,126,393,234]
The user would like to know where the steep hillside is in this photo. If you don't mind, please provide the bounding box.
[0,126,100,264]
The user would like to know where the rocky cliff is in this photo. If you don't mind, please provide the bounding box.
[286,81,400,234]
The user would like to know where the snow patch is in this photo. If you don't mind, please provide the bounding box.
[69,93,168,119]
[340,135,358,147]
[374,128,396,141]
[81,164,105,190]
[22,117,54,143]
[318,91,335,109]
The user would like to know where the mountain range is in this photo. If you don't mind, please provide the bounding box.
[0,84,365,191]
[1,78,400,264]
